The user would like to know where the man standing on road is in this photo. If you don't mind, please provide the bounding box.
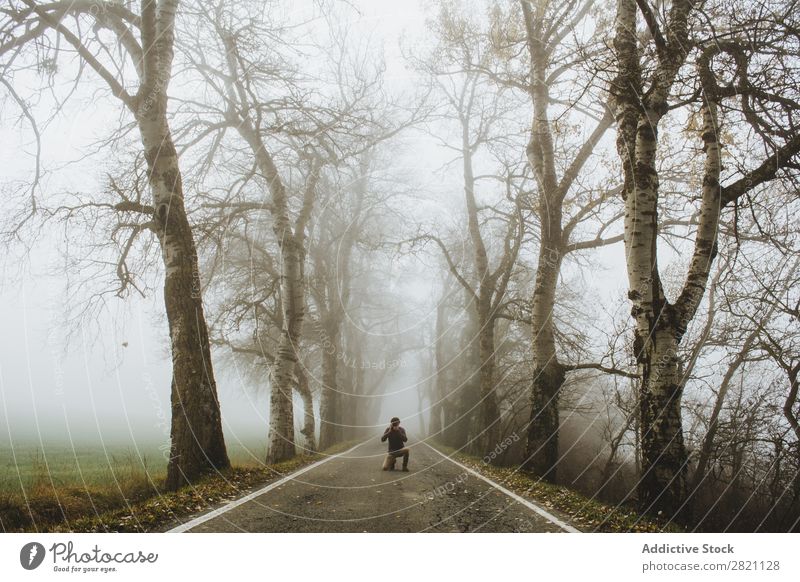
[381,417,410,471]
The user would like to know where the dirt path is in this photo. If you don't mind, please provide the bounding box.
[169,440,578,533]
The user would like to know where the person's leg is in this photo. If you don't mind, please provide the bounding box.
[400,448,410,470]
[382,454,395,470]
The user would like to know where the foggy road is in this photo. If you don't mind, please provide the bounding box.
[168,440,578,533]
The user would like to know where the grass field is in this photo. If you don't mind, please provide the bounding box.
[0,439,277,532]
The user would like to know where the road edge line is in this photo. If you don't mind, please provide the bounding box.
[423,441,581,533]
[167,441,366,533]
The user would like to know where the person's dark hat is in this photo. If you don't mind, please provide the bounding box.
[390,417,400,423]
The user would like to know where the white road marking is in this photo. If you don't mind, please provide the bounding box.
[423,441,580,533]
[168,442,365,533]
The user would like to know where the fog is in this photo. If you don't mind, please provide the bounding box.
[1,0,799,531]
[0,0,437,448]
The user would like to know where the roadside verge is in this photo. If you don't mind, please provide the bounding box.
[425,441,685,533]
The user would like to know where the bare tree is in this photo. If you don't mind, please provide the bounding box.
[184,1,419,459]
[514,0,632,481]
[308,151,379,449]
[0,0,230,490]
[611,0,800,516]
[425,0,636,478]
[408,77,526,455]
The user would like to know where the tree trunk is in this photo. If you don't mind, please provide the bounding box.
[611,0,697,517]
[782,362,800,519]
[524,241,564,480]
[221,36,320,463]
[477,307,501,458]
[637,327,688,516]
[461,132,500,456]
[267,233,303,463]
[430,297,447,438]
[621,93,721,517]
[526,363,564,481]
[138,107,229,492]
[442,396,459,446]
[418,379,428,437]
[295,361,316,452]
[344,330,365,441]
[519,0,568,481]
[268,333,297,462]
[429,389,443,439]
[339,344,356,442]
[449,292,481,448]
[319,321,341,450]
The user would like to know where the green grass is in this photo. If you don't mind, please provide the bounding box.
[0,439,329,532]
[432,443,685,533]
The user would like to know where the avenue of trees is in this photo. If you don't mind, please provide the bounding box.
[1,0,799,530]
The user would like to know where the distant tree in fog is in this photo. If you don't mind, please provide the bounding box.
[184,0,420,458]
[406,42,528,457]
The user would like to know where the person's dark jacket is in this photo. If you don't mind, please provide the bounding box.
[381,426,407,452]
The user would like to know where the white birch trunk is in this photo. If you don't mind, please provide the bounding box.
[136,0,229,490]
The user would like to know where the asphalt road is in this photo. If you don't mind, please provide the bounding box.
[171,439,577,533]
